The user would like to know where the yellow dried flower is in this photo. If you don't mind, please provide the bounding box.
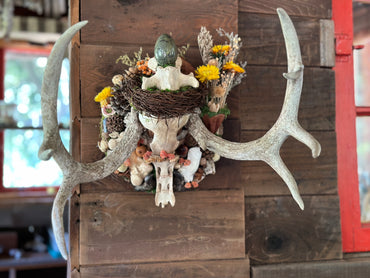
[212,45,231,56]
[223,61,245,73]
[95,86,113,107]
[195,65,220,83]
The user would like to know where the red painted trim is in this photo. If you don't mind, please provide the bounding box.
[334,0,370,252]
[356,107,370,116]
[0,46,56,194]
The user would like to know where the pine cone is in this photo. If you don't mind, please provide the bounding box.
[106,114,126,134]
[110,88,130,116]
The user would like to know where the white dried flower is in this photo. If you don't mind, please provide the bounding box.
[197,26,213,64]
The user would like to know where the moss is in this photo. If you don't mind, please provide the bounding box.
[146,85,193,93]
[201,104,230,119]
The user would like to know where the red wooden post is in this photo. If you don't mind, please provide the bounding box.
[334,0,370,252]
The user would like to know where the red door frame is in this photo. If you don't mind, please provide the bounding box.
[0,46,55,193]
[334,0,370,252]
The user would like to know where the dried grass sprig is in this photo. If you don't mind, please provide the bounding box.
[178,44,190,58]
[231,61,247,89]
[216,28,242,63]
[116,47,144,67]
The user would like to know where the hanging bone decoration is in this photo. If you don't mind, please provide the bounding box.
[39,8,321,260]
[138,113,190,207]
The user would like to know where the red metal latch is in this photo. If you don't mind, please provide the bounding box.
[335,34,353,56]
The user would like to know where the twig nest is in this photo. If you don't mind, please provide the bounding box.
[116,75,206,118]
[154,34,178,67]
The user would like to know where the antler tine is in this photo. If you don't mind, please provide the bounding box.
[39,21,87,162]
[39,21,143,259]
[188,8,321,210]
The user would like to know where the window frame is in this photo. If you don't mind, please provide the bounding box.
[0,42,64,194]
[334,0,370,252]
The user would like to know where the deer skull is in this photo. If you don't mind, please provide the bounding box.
[138,113,190,207]
[39,8,321,260]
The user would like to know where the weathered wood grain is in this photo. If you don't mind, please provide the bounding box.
[70,43,81,120]
[79,190,245,265]
[240,66,335,131]
[70,268,81,278]
[245,195,342,264]
[252,258,370,278]
[239,0,332,19]
[69,192,80,272]
[80,258,250,278]
[80,0,237,46]
[71,117,81,163]
[320,20,335,67]
[241,131,337,196]
[239,13,334,66]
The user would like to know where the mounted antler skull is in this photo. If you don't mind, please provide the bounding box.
[39,8,321,260]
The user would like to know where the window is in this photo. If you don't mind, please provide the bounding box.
[335,0,370,252]
[0,46,70,192]
[354,46,370,224]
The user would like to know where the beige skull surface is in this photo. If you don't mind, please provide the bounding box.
[138,113,190,207]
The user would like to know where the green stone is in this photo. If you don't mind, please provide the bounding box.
[154,34,178,67]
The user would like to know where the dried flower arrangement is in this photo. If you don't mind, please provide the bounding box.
[93,27,246,193]
[196,27,247,134]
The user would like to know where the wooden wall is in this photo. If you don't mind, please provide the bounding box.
[67,0,370,277]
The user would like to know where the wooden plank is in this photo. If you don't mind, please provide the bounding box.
[240,67,335,131]
[70,268,81,278]
[252,259,370,278]
[239,0,332,19]
[80,0,238,46]
[69,192,80,272]
[320,20,335,67]
[80,117,102,163]
[70,43,81,120]
[241,131,337,196]
[79,190,245,265]
[245,195,342,264]
[70,0,80,45]
[80,258,250,278]
[239,12,334,66]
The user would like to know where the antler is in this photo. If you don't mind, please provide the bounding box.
[188,8,321,210]
[38,21,143,259]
